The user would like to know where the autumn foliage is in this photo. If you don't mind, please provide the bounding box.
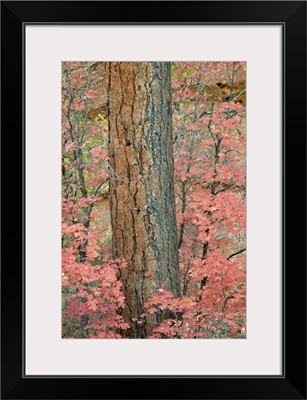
[62,61,246,339]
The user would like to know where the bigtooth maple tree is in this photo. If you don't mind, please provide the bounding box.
[62,61,246,339]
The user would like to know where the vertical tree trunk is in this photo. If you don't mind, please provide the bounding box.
[108,62,179,337]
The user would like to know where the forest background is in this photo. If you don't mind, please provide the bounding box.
[62,61,246,339]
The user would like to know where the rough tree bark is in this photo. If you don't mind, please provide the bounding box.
[108,62,179,338]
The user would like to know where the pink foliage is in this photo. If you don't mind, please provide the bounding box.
[62,61,246,339]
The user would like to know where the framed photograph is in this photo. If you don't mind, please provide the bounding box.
[1,1,306,399]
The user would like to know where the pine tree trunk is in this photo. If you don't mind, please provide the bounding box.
[108,62,179,338]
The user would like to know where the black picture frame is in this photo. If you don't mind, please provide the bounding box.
[1,1,306,399]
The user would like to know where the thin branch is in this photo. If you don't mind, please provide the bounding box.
[227,248,246,260]
[94,178,109,196]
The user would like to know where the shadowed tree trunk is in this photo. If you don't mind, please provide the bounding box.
[108,62,179,338]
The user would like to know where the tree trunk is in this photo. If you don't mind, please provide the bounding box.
[108,62,179,338]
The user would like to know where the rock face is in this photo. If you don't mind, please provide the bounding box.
[91,197,111,227]
[86,62,109,120]
[85,62,246,119]
[216,80,246,105]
